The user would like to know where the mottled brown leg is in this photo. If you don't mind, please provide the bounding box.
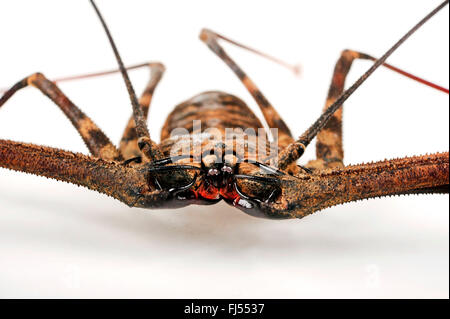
[307,49,448,170]
[275,1,449,171]
[309,50,373,169]
[0,73,122,161]
[279,54,449,171]
[119,63,165,160]
[199,29,295,149]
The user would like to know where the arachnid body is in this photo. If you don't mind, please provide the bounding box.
[0,1,448,219]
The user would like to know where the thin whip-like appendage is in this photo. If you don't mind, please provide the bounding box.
[52,63,150,85]
[212,30,301,76]
[1,59,446,94]
[277,0,449,169]
[0,63,156,94]
[358,54,449,94]
[379,61,449,94]
[90,0,160,161]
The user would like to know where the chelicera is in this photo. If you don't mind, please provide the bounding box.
[0,1,448,220]
[146,146,287,217]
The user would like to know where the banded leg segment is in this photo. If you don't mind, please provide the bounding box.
[310,49,449,169]
[0,73,121,161]
[277,1,449,171]
[279,45,450,171]
[313,50,373,169]
[200,29,295,149]
[119,63,165,160]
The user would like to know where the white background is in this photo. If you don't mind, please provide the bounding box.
[0,0,448,298]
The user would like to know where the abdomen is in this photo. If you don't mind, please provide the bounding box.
[161,91,263,139]
[160,91,271,161]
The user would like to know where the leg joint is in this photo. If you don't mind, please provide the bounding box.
[26,72,46,87]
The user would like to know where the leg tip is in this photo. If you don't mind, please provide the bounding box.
[149,62,166,73]
[199,28,215,42]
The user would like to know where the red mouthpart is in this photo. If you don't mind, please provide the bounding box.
[195,182,241,205]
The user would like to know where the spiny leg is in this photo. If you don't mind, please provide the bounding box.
[199,29,296,149]
[265,152,449,219]
[119,63,165,160]
[0,140,148,206]
[0,73,122,161]
[309,50,449,170]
